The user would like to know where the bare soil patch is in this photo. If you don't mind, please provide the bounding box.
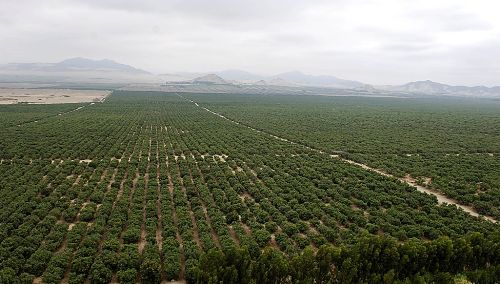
[242,224,252,235]
[239,192,254,202]
[0,88,109,104]
[228,225,240,246]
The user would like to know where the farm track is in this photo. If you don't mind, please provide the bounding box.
[178,94,498,224]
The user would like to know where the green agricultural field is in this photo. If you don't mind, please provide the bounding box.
[0,91,498,283]
[0,103,87,128]
[189,93,500,220]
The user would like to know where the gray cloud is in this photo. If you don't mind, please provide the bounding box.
[0,0,499,85]
[407,6,493,32]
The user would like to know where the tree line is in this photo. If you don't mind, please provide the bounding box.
[194,233,500,284]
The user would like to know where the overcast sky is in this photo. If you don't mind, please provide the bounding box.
[1,0,500,85]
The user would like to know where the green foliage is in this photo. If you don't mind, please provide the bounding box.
[0,91,498,283]
[193,93,500,219]
[90,258,112,284]
[117,268,137,283]
[195,233,500,284]
[140,246,162,283]
[0,267,17,284]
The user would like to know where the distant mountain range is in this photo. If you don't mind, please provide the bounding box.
[271,71,367,89]
[177,72,500,97]
[209,70,366,89]
[378,80,500,97]
[206,71,500,97]
[1,57,150,74]
[1,58,499,97]
[0,57,159,84]
[175,73,300,87]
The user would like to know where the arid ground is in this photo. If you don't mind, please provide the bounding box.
[0,88,110,104]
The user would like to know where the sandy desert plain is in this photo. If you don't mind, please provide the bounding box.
[0,88,110,104]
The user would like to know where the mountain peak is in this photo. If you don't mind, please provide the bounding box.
[192,74,227,84]
[59,57,97,63]
[54,57,149,74]
[403,80,447,87]
[273,71,365,89]
[385,80,500,97]
[58,57,119,65]
[1,57,150,75]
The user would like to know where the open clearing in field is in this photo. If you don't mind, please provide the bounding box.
[0,88,110,104]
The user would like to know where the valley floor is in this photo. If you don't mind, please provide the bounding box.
[0,91,498,283]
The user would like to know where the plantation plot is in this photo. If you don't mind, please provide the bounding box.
[178,93,495,222]
[187,93,500,220]
[0,91,498,283]
[0,103,90,128]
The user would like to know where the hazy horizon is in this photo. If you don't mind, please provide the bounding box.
[1,0,500,86]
